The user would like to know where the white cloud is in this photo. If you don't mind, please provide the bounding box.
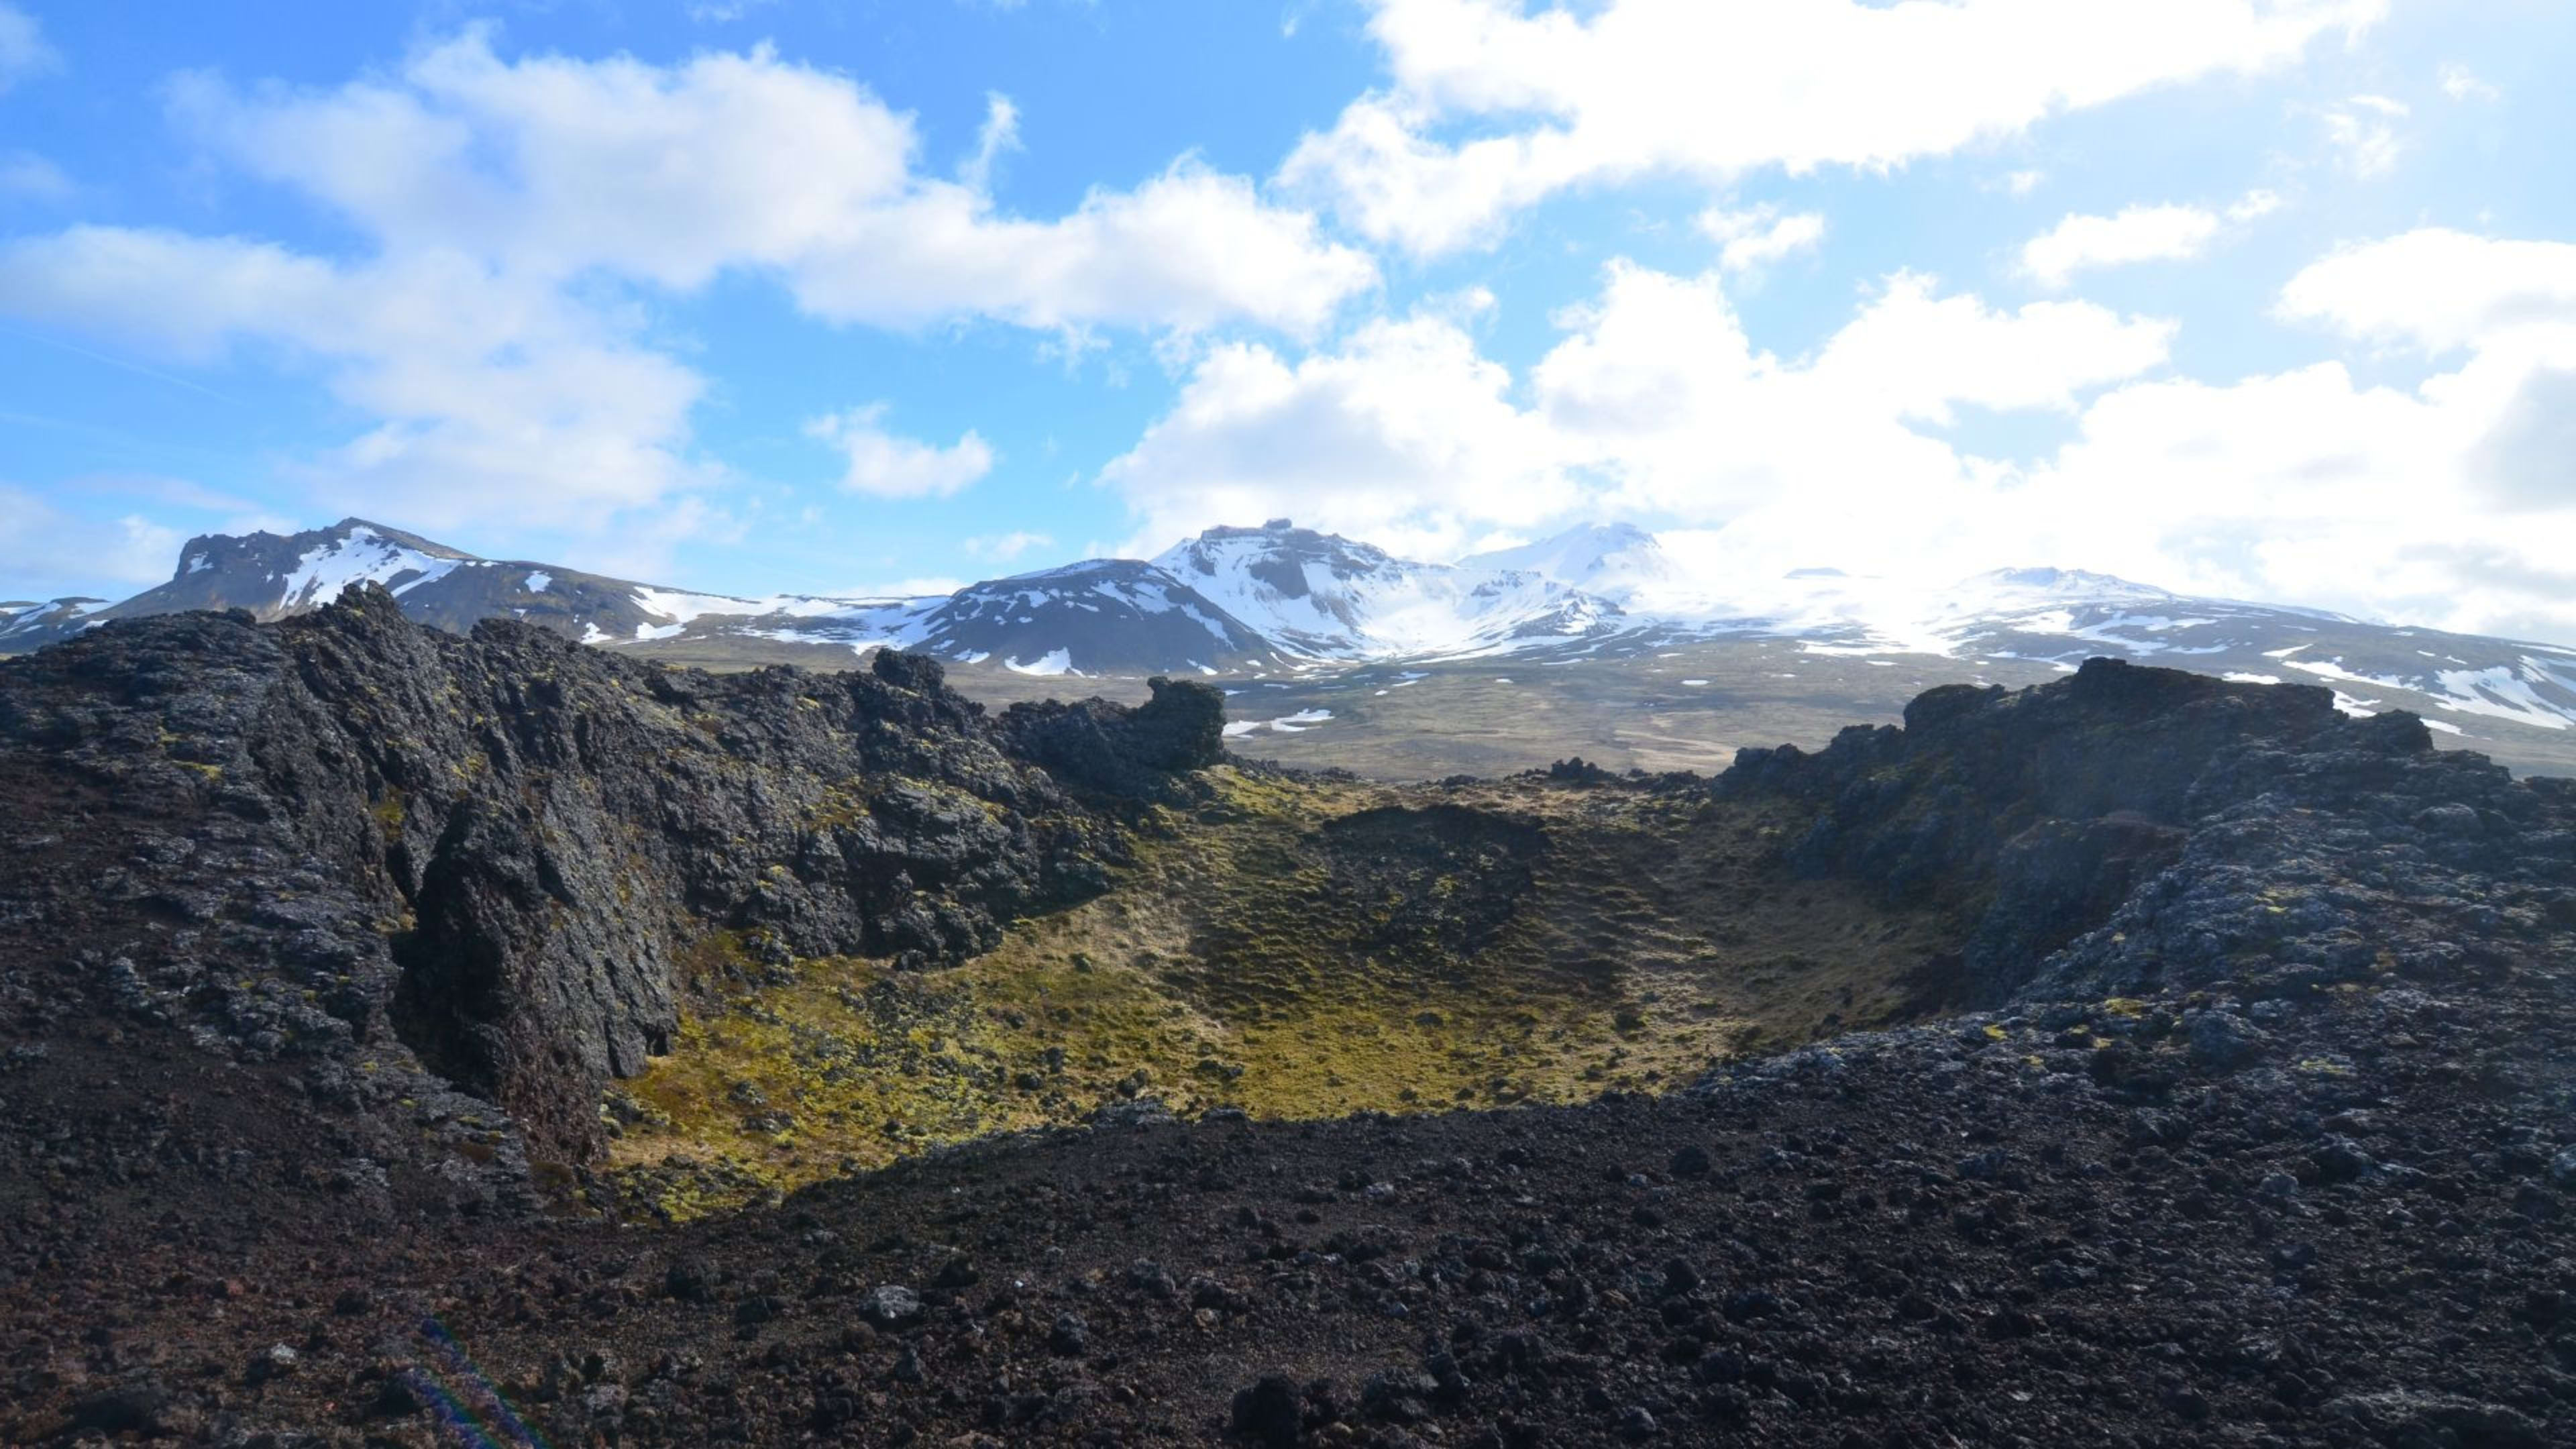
[1102,309,1580,559]
[2317,93,2407,177]
[963,529,1054,561]
[1103,263,2170,557]
[2438,63,2500,103]
[781,161,1378,335]
[1536,265,2175,520]
[0,149,69,201]
[1280,0,2385,255]
[0,3,56,93]
[2226,189,2284,222]
[0,486,184,598]
[0,32,1371,549]
[0,228,713,533]
[2022,205,2224,288]
[959,92,1021,193]
[2006,170,2047,197]
[1107,227,2576,643]
[807,405,996,500]
[1697,205,1826,274]
[2277,229,2576,353]
[165,33,1373,335]
[2020,191,2280,288]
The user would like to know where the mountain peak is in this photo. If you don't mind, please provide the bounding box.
[1464,521,1673,604]
[326,517,478,560]
[1968,566,2169,598]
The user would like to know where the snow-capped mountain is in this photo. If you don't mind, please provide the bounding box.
[0,596,109,651]
[657,559,1281,677]
[0,519,1285,680]
[10,515,2576,745]
[1463,522,1674,606]
[0,519,695,652]
[1153,520,1617,660]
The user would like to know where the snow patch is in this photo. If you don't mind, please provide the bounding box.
[1224,708,1335,737]
[631,585,772,624]
[1005,649,1075,676]
[278,527,463,609]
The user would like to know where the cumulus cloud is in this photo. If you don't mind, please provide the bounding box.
[2470,367,2576,513]
[1105,228,2576,643]
[1102,309,1580,559]
[1280,0,2384,255]
[156,34,1371,335]
[2023,205,2224,288]
[2021,193,2277,288]
[1534,265,2176,519]
[2276,229,2576,352]
[0,31,1371,547]
[808,405,996,500]
[1104,263,2172,557]
[1697,205,1826,274]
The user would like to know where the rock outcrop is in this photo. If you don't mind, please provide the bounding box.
[996,673,1228,799]
[0,588,1205,1174]
[1719,657,2576,1004]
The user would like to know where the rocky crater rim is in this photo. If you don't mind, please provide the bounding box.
[3,601,2569,1225]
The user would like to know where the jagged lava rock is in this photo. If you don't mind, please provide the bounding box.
[0,587,1204,1174]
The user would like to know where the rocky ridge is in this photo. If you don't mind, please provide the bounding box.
[0,587,1218,1179]
[2,614,2574,1444]
[1721,659,2576,1008]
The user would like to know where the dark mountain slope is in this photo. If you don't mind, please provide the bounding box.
[883,558,1279,675]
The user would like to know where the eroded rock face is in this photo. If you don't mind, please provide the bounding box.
[0,587,1203,1169]
[1717,656,2576,1006]
[996,674,1226,798]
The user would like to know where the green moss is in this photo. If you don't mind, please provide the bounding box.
[604,765,1954,1220]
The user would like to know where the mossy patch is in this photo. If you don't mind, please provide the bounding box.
[605,766,1964,1219]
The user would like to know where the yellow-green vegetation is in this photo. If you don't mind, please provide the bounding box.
[605,765,1962,1219]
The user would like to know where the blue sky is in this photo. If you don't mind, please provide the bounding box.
[3,1,2574,641]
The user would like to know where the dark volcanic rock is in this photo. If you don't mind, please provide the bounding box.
[0,590,1197,1173]
[996,673,1226,798]
[6,649,2576,1448]
[1716,657,2576,1006]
